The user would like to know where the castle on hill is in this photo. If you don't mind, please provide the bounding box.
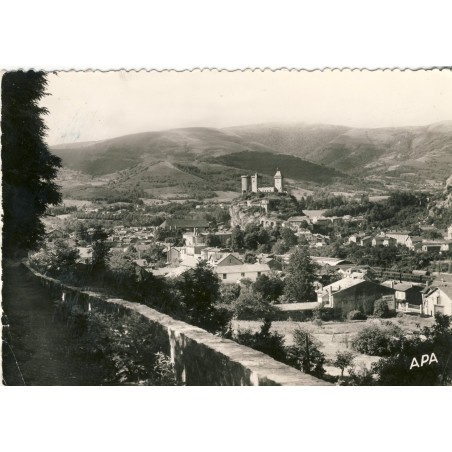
[241,169,285,193]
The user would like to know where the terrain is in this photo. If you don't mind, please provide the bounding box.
[52,121,452,200]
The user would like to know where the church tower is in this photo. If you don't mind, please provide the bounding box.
[274,168,283,192]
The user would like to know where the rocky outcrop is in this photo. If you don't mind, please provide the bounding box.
[229,204,267,228]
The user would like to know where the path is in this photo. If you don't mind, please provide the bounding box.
[2,263,104,385]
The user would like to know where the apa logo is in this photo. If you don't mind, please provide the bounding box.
[409,353,438,370]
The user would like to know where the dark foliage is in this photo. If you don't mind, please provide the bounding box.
[2,71,62,256]
[347,310,368,321]
[234,319,287,363]
[351,323,402,356]
[285,328,326,377]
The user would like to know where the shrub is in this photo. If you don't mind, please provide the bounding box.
[285,328,326,376]
[230,291,279,320]
[234,319,287,362]
[333,351,356,378]
[351,324,402,356]
[348,310,367,321]
[312,306,335,321]
[68,310,177,385]
[373,299,390,318]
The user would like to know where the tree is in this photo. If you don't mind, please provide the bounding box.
[283,247,317,302]
[74,222,89,243]
[231,226,245,251]
[206,233,221,247]
[281,227,298,247]
[334,351,356,378]
[272,239,289,255]
[286,328,326,376]
[2,71,62,256]
[175,261,230,333]
[91,225,111,271]
[230,290,278,320]
[253,273,284,302]
[244,252,257,264]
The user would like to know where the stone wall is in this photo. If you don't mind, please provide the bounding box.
[24,264,329,386]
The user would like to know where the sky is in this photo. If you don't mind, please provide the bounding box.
[41,69,452,145]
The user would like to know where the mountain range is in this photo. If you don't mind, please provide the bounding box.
[52,121,452,198]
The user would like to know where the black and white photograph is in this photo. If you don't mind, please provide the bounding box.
[2,68,452,387]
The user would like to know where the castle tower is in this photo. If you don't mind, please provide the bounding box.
[241,175,250,193]
[251,173,259,193]
[274,168,284,192]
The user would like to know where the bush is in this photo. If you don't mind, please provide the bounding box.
[66,310,177,385]
[234,319,287,362]
[333,351,356,378]
[373,299,391,318]
[230,291,279,320]
[285,328,326,376]
[348,310,367,321]
[312,306,336,321]
[351,324,402,356]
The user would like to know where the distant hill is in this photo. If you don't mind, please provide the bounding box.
[53,121,452,200]
[52,127,274,176]
[223,121,452,180]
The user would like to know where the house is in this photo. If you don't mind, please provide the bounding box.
[382,280,424,310]
[383,237,397,247]
[359,236,373,246]
[448,225,452,240]
[372,236,385,247]
[214,253,243,267]
[421,241,450,253]
[46,229,65,241]
[166,246,183,265]
[405,236,423,251]
[385,230,412,246]
[214,263,271,283]
[317,276,396,316]
[201,247,226,263]
[286,216,310,230]
[348,233,365,244]
[422,285,452,316]
[159,218,210,232]
[421,242,443,253]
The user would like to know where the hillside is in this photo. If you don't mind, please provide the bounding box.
[223,121,452,181]
[207,150,348,184]
[52,127,274,176]
[53,121,452,200]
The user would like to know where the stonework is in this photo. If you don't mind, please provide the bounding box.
[241,169,285,193]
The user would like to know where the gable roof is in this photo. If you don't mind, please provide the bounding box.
[215,253,243,266]
[160,218,209,228]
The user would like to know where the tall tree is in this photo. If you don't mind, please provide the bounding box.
[2,71,62,257]
[91,225,111,271]
[283,246,317,302]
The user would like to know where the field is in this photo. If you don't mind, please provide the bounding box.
[232,314,435,377]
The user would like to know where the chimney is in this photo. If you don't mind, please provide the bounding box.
[391,280,394,289]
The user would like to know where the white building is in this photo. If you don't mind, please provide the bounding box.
[214,263,271,283]
[422,285,452,316]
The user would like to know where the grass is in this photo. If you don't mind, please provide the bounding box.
[232,314,435,377]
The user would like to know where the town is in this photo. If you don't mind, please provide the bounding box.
[4,69,452,388]
[30,167,452,384]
